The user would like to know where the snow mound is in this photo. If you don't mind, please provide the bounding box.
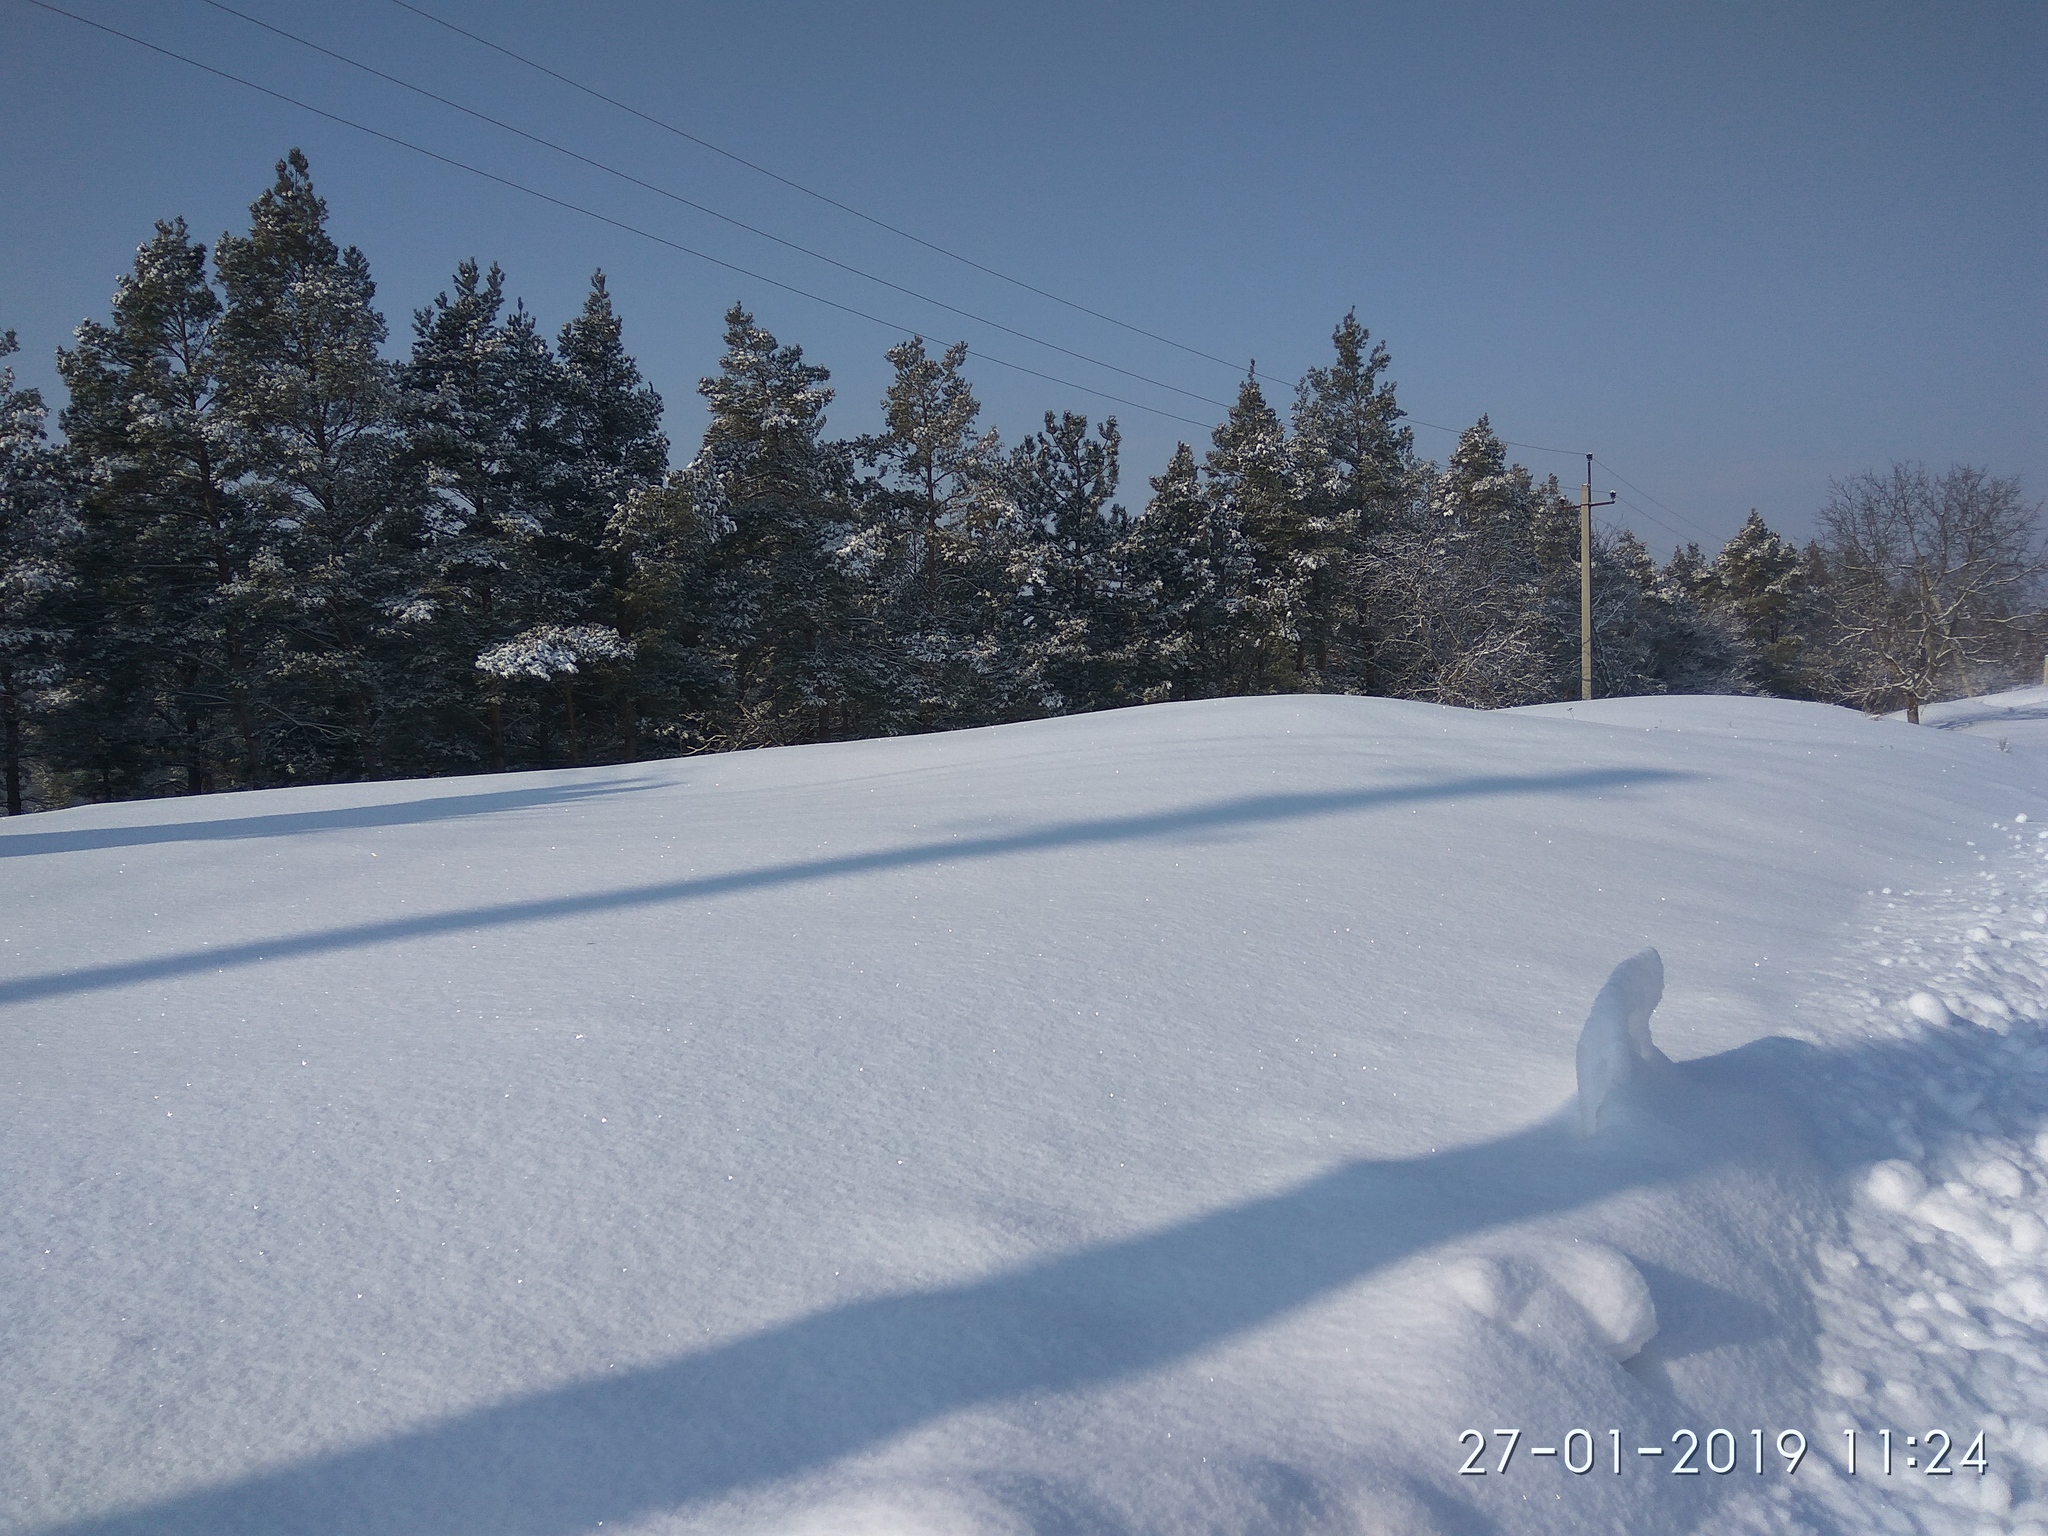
[1442,1244,1657,1364]
[1541,1243,1659,1361]
[1441,1255,1518,1320]
[1572,947,1665,1135]
[1907,989,1954,1025]
[1862,1159,1926,1212]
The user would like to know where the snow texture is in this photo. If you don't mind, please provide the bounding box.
[4,689,2047,1535]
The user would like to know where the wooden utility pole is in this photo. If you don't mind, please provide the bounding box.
[1579,453,1617,701]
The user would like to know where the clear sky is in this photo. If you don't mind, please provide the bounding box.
[3,0,2041,550]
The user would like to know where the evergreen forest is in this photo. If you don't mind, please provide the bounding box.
[3,152,2042,814]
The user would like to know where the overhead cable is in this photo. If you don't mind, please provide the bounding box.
[184,2,1653,472]
[22,0,1215,431]
[383,0,1259,380]
[1595,456,1724,542]
[194,0,1235,413]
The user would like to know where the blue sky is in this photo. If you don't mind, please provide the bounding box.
[3,0,2041,549]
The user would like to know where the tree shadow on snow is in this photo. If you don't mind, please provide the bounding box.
[42,1019,2036,1536]
[0,777,660,860]
[0,766,1689,1006]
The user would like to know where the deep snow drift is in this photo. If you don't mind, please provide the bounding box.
[3,691,2045,1535]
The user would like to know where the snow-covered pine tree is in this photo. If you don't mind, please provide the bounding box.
[1660,541,1712,604]
[1123,441,1273,701]
[552,273,668,758]
[214,149,405,782]
[1788,538,1857,703]
[1363,417,1554,706]
[396,259,577,769]
[857,337,1003,730]
[878,337,996,604]
[604,474,722,752]
[474,622,633,765]
[556,274,668,560]
[0,331,75,813]
[987,410,1132,716]
[1601,528,1752,696]
[1706,510,1809,695]
[1289,312,1417,685]
[681,306,872,744]
[55,220,271,796]
[1199,375,1301,693]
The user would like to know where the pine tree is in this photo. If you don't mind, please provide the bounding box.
[398,259,575,769]
[1290,312,1416,683]
[1706,510,1807,695]
[604,475,719,751]
[1198,375,1300,692]
[474,622,634,765]
[1602,529,1751,696]
[56,219,271,796]
[1661,541,1716,608]
[858,337,1002,729]
[555,272,668,759]
[877,337,995,603]
[989,410,1131,714]
[214,149,405,781]
[0,331,75,813]
[557,275,668,540]
[1124,442,1271,700]
[1364,417,1553,705]
[682,305,870,743]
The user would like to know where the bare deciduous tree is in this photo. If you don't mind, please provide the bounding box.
[1818,463,2044,722]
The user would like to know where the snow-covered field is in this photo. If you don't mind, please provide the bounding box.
[4,691,2045,1536]
[1904,684,2048,753]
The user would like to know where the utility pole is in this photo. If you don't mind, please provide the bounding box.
[1579,453,1617,701]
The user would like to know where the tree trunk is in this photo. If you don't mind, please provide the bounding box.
[354,691,380,779]
[234,692,261,787]
[562,679,581,765]
[2,660,21,816]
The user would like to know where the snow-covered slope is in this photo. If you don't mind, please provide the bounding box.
[1903,683,2048,752]
[4,693,2044,1535]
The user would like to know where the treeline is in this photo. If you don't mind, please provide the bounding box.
[2,152,2042,814]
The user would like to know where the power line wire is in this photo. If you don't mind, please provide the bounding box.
[1401,415,1583,460]
[32,0,1723,493]
[195,0,1649,474]
[379,0,1573,441]
[21,0,1215,431]
[192,0,1236,413]
[382,0,1260,381]
[1605,494,1695,548]
[1594,455,1723,543]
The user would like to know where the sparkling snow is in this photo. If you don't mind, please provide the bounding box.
[3,691,2044,1534]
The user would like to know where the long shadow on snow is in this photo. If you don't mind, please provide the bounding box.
[41,1041,1794,1536]
[0,766,1688,1007]
[1926,701,2048,729]
[38,1021,2046,1536]
[0,777,658,860]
